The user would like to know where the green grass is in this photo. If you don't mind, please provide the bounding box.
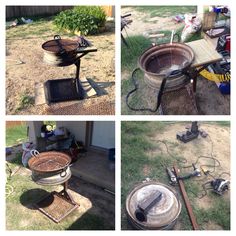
[121,35,151,71]
[15,93,35,112]
[6,171,113,230]
[121,121,230,230]
[6,16,55,39]
[214,121,230,127]
[130,6,197,18]
[6,16,74,39]
[6,123,28,147]
[195,195,230,230]
[121,122,175,204]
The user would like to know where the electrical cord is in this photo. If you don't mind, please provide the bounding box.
[156,133,229,198]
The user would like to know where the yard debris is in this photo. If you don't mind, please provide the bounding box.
[21,142,36,167]
[6,19,18,28]
[6,58,25,66]
[181,14,202,42]
[6,147,12,155]
[21,17,33,24]
[173,14,185,23]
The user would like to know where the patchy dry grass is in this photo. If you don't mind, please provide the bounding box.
[121,121,230,230]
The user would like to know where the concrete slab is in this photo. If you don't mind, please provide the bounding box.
[70,151,115,192]
[35,83,46,105]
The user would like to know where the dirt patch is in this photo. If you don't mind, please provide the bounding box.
[121,7,184,36]
[6,29,115,115]
[161,86,198,115]
[196,77,230,115]
[195,195,215,210]
[149,122,230,211]
[143,164,151,176]
[150,123,230,171]
[202,221,223,230]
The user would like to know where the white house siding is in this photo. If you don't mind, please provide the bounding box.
[91,121,115,149]
[56,121,87,143]
[27,121,44,144]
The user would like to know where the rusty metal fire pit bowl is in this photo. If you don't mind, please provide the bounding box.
[28,151,72,186]
[42,35,79,66]
[126,181,181,230]
[139,43,195,91]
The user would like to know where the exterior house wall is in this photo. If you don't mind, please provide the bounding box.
[27,121,115,150]
[27,121,44,144]
[91,121,115,149]
[56,121,87,143]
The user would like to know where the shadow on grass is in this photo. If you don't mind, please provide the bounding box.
[20,188,50,209]
[67,213,113,230]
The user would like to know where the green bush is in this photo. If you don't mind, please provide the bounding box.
[53,6,106,35]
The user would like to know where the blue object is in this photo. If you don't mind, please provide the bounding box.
[45,131,54,138]
[108,148,115,162]
[213,7,222,14]
[219,82,230,95]
[6,147,12,155]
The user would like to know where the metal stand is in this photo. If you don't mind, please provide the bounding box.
[59,181,77,205]
[34,181,79,223]
[44,47,97,104]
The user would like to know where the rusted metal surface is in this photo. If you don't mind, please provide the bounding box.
[126,181,181,230]
[42,38,78,54]
[173,166,199,230]
[35,190,78,223]
[28,151,72,186]
[42,35,79,66]
[138,43,194,91]
[28,151,71,173]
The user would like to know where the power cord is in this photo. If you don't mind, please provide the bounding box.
[155,134,229,198]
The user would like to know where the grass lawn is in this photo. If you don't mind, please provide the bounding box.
[6,168,112,230]
[129,6,197,18]
[6,16,73,40]
[6,122,28,147]
[121,121,230,230]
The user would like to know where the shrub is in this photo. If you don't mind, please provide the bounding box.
[53,6,107,35]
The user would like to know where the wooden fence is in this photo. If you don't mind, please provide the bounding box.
[6,5,115,19]
[6,121,26,128]
[6,6,73,19]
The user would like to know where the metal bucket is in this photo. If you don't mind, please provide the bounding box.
[126,181,181,230]
[138,43,194,91]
